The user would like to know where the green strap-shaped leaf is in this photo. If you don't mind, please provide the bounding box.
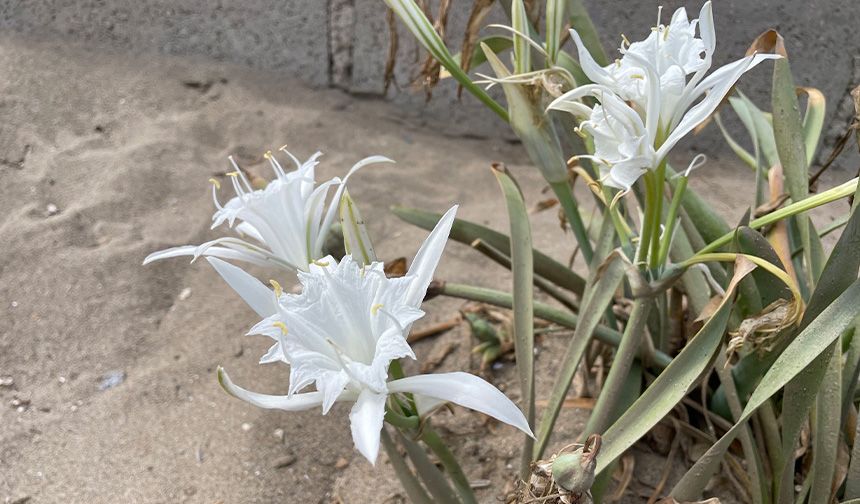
[714,112,758,171]
[671,279,860,500]
[399,432,461,504]
[545,0,566,64]
[534,252,625,459]
[491,166,535,475]
[391,206,586,295]
[769,33,814,289]
[381,429,433,504]
[384,0,509,121]
[714,353,766,504]
[582,299,650,437]
[808,342,842,504]
[690,182,860,501]
[596,258,755,475]
[800,87,826,166]
[439,282,672,369]
[847,384,860,498]
[510,0,530,75]
[731,93,780,169]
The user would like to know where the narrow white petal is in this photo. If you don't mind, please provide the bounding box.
[143,245,198,265]
[699,1,715,55]
[143,245,273,267]
[348,389,388,464]
[546,98,593,118]
[259,342,287,364]
[206,257,278,318]
[404,205,458,306]
[314,156,395,254]
[571,30,612,86]
[387,372,534,437]
[235,222,265,243]
[658,53,780,161]
[218,366,327,411]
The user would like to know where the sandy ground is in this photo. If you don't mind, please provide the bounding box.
[0,34,851,504]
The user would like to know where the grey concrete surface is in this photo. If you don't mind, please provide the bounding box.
[1,0,859,164]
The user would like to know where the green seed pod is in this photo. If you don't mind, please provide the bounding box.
[551,449,596,493]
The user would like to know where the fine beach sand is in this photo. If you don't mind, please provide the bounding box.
[0,34,849,503]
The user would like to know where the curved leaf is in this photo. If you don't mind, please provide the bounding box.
[491,165,535,474]
[391,206,586,295]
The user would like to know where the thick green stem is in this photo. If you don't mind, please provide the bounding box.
[636,173,656,266]
[550,180,594,264]
[648,160,668,269]
[698,177,858,254]
[420,428,478,504]
[439,282,672,368]
[582,299,651,437]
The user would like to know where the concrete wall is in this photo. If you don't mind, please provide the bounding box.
[2,1,859,157]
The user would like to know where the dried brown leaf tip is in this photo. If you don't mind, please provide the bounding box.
[413,0,452,100]
[509,434,602,504]
[460,0,495,81]
[746,29,788,59]
[384,8,399,94]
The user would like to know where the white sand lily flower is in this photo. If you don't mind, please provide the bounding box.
[143,150,392,271]
[548,1,779,189]
[212,206,533,463]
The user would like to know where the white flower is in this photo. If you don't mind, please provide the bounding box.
[143,150,392,271]
[211,206,533,463]
[548,1,779,189]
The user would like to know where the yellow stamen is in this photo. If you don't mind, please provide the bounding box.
[226,171,240,177]
[313,259,330,267]
[263,150,273,159]
[269,279,283,298]
[278,144,289,152]
[272,321,288,334]
[371,303,384,315]
[208,178,221,189]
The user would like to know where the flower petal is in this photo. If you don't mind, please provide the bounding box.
[205,257,278,318]
[387,372,534,437]
[217,366,352,410]
[314,155,395,254]
[143,245,272,267]
[348,389,388,464]
[698,1,715,56]
[235,222,265,243]
[660,53,780,159]
[570,30,612,86]
[404,205,458,307]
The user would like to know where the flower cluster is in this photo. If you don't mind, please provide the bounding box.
[146,150,532,464]
[144,149,391,271]
[548,1,779,189]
